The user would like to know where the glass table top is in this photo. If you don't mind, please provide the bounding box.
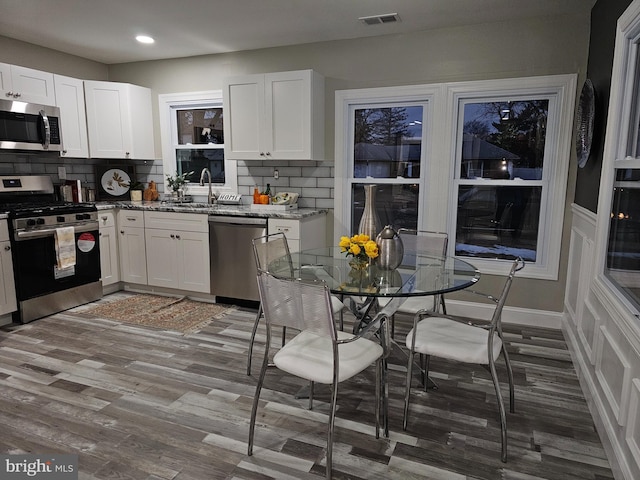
[267,246,480,298]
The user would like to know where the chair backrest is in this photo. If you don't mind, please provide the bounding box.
[489,257,525,329]
[252,232,293,276]
[256,269,336,340]
[399,228,448,257]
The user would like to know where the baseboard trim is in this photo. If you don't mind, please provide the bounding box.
[445,299,562,329]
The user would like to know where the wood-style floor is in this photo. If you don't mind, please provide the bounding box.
[0,293,614,479]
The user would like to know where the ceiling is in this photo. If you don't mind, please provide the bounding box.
[0,0,595,65]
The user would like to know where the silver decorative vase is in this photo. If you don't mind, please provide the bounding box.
[376,225,404,270]
[358,184,382,239]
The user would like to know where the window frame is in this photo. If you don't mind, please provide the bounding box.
[158,90,237,196]
[334,84,443,238]
[335,75,576,280]
[446,75,576,279]
[595,0,640,315]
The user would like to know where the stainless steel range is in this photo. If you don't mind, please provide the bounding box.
[0,175,101,323]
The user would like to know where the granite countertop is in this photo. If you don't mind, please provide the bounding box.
[95,201,328,219]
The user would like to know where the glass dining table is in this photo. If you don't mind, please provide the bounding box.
[267,246,481,331]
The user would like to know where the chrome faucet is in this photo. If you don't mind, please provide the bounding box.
[199,168,216,204]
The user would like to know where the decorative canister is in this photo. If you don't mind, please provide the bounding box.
[358,184,382,239]
[376,225,404,270]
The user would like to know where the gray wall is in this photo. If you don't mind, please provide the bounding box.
[574,0,633,212]
[0,11,592,313]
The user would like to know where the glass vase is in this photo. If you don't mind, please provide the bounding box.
[359,184,382,240]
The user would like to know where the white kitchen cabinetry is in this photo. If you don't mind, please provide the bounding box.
[0,220,17,317]
[223,69,324,161]
[268,213,327,253]
[0,63,56,105]
[98,210,120,288]
[117,210,147,284]
[144,211,210,293]
[84,80,155,159]
[54,74,89,158]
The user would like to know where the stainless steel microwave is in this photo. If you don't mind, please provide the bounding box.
[0,99,63,152]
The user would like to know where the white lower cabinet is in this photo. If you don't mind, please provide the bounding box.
[117,210,147,284]
[0,220,17,316]
[98,210,120,286]
[268,213,327,253]
[144,211,210,293]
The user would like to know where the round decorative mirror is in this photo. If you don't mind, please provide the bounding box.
[576,78,595,168]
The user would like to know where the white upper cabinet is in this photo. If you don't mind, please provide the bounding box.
[223,69,324,161]
[0,63,56,105]
[54,74,89,158]
[84,80,156,159]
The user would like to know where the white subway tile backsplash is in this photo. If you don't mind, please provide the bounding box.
[0,156,337,212]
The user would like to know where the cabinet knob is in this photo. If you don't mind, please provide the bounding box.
[175,234,181,240]
[170,234,175,238]
[62,150,67,155]
[13,92,21,98]
[101,216,108,224]
[259,152,265,156]
[120,230,125,235]
[6,92,13,97]
[266,152,271,156]
[4,245,10,251]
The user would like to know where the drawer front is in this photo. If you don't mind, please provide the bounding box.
[98,210,116,229]
[117,209,145,228]
[144,211,208,232]
[0,220,8,242]
[268,218,300,240]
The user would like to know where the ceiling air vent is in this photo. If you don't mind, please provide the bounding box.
[358,13,400,26]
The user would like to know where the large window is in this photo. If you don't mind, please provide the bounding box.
[600,4,640,312]
[454,99,548,262]
[335,76,576,279]
[350,104,425,233]
[159,91,237,196]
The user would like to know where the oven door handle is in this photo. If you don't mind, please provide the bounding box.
[15,222,98,240]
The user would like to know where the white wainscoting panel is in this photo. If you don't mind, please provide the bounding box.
[580,299,598,365]
[626,379,640,471]
[596,325,632,426]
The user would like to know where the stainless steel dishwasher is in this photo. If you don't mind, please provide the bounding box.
[209,216,268,302]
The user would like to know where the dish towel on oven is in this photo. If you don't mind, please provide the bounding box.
[55,226,76,269]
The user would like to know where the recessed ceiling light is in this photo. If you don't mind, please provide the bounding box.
[136,35,155,44]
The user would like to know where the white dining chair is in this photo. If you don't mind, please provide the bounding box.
[403,257,524,463]
[247,233,344,375]
[248,269,388,480]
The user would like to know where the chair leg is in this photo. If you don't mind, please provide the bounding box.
[375,359,381,439]
[390,314,395,339]
[309,381,314,410]
[423,355,431,392]
[248,325,271,456]
[403,350,414,431]
[326,380,339,480]
[502,345,515,413]
[488,357,508,463]
[246,303,263,376]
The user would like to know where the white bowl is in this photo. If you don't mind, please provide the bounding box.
[273,192,299,205]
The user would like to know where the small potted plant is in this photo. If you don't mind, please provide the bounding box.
[127,180,145,201]
[165,171,193,200]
